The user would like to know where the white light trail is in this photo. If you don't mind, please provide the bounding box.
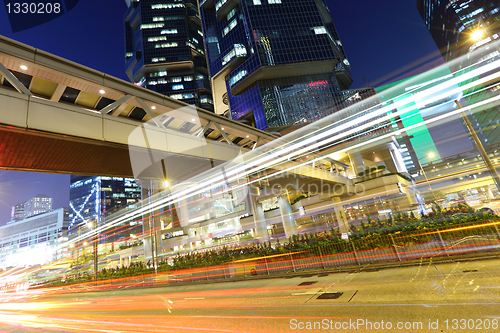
[58,56,500,247]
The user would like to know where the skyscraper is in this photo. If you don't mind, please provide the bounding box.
[417,0,500,65]
[199,0,353,130]
[11,194,53,221]
[124,0,214,111]
[68,176,142,242]
[417,0,500,147]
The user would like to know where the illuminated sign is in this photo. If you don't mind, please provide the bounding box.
[308,80,328,87]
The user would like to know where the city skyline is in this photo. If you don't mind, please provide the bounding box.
[0,0,443,225]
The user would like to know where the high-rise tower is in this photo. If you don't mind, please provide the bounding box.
[124,0,214,111]
[199,0,353,130]
[417,0,500,147]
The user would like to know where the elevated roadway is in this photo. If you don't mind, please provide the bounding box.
[0,35,276,180]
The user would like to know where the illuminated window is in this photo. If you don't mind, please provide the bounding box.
[155,42,178,48]
[153,17,164,21]
[161,29,178,34]
[229,70,247,86]
[152,57,166,62]
[223,19,237,36]
[215,0,228,11]
[198,30,203,36]
[184,76,193,81]
[170,94,182,99]
[312,26,327,34]
[148,36,167,42]
[268,0,281,3]
[141,23,164,29]
[150,71,168,77]
[253,0,261,4]
[222,44,247,66]
[172,84,184,90]
[172,77,182,82]
[227,8,237,20]
[151,3,185,9]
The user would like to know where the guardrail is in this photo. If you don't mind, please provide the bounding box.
[48,220,500,293]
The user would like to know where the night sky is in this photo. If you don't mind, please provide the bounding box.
[0,0,443,225]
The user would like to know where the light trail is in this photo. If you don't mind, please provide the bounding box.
[58,56,500,253]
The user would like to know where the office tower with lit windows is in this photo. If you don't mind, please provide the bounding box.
[417,0,500,65]
[199,0,353,130]
[124,0,214,111]
[11,194,53,221]
[68,176,142,242]
[0,208,69,268]
[417,0,500,148]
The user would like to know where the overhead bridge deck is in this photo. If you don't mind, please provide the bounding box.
[0,35,276,179]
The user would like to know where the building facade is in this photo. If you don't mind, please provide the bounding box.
[199,0,353,130]
[11,202,24,222]
[0,208,69,268]
[417,0,500,65]
[11,194,53,222]
[124,0,214,111]
[69,176,142,242]
[417,0,500,148]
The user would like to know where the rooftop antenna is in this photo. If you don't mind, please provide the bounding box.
[364,76,370,87]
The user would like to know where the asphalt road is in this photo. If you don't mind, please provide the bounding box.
[1,258,500,332]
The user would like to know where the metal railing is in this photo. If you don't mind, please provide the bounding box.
[49,220,500,293]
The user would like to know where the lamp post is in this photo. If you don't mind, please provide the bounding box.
[86,219,98,283]
[416,152,437,202]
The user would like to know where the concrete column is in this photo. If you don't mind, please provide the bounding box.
[278,195,297,238]
[486,187,495,199]
[252,201,268,240]
[348,149,366,176]
[176,199,190,227]
[333,197,349,234]
[389,142,407,173]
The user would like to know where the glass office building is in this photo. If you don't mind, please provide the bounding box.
[417,0,500,148]
[68,176,142,242]
[417,0,500,64]
[0,208,69,268]
[199,0,353,129]
[124,0,213,111]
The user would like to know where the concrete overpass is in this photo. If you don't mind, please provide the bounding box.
[0,35,276,180]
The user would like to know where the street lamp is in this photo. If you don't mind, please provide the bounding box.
[470,18,500,53]
[86,219,99,283]
[416,152,437,202]
[471,29,484,41]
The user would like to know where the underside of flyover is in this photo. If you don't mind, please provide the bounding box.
[0,124,223,180]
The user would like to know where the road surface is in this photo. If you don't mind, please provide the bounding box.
[1,258,500,332]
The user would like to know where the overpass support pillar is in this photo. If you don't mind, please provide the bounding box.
[486,187,495,199]
[177,199,190,227]
[348,149,365,177]
[278,195,297,239]
[389,142,408,173]
[252,201,268,240]
[250,187,267,240]
[333,197,349,234]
